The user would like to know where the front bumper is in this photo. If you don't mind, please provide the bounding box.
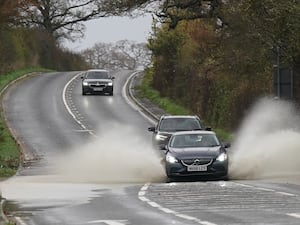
[82,85,113,94]
[165,160,228,178]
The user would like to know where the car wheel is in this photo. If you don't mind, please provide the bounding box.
[166,176,175,183]
[109,92,113,96]
[222,174,229,181]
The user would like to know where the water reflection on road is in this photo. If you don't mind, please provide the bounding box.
[0,175,130,208]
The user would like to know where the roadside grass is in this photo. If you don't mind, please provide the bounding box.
[137,69,191,115]
[136,69,232,142]
[0,68,50,178]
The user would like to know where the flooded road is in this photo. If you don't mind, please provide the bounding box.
[2,71,300,225]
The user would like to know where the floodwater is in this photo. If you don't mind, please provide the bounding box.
[3,97,300,209]
[0,126,165,208]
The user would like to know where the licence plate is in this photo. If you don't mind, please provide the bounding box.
[187,165,207,172]
[94,87,103,91]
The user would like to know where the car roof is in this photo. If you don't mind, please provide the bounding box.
[161,115,199,119]
[172,130,215,136]
[87,69,108,72]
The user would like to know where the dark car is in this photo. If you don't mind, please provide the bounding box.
[81,69,115,95]
[148,115,202,148]
[163,130,229,180]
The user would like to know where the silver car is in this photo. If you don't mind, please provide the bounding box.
[81,69,115,95]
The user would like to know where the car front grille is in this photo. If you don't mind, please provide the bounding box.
[181,158,213,166]
[90,82,107,87]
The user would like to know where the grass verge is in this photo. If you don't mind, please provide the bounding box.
[137,68,191,115]
[0,67,50,178]
[136,68,232,141]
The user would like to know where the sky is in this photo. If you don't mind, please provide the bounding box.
[65,14,153,51]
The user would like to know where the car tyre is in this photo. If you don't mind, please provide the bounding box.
[222,174,229,181]
[166,176,175,183]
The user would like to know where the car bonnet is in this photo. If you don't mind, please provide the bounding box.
[169,146,221,159]
[84,78,112,82]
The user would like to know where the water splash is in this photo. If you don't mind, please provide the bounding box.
[229,97,300,180]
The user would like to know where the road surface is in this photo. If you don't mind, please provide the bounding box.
[1,70,300,225]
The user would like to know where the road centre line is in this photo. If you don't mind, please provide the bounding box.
[235,183,297,196]
[276,191,296,196]
[138,184,218,225]
[62,72,97,138]
[287,213,300,219]
[87,220,127,225]
[255,187,275,192]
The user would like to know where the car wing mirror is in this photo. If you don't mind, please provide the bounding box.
[223,142,231,148]
[205,127,212,131]
[111,76,115,80]
[159,144,167,151]
[148,127,155,132]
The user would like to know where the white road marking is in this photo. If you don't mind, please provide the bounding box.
[140,184,149,191]
[235,183,297,196]
[287,213,300,219]
[138,190,146,196]
[74,130,94,132]
[15,217,31,225]
[148,201,160,208]
[87,220,128,225]
[255,187,274,192]
[62,72,97,138]
[122,71,157,125]
[138,184,218,225]
[138,196,149,202]
[160,207,176,214]
[276,191,296,196]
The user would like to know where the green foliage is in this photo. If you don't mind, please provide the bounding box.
[0,28,88,75]
[213,128,233,143]
[0,68,49,91]
[138,68,190,115]
[148,27,186,97]
[147,0,299,131]
[149,27,185,58]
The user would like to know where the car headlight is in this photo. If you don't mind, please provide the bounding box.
[155,134,168,141]
[83,81,89,86]
[166,154,178,163]
[216,152,227,162]
[107,82,113,86]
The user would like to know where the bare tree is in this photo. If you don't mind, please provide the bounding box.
[17,0,119,42]
[82,40,151,70]
[82,43,116,69]
[100,0,223,28]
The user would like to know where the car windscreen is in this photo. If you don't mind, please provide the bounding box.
[86,71,109,79]
[159,118,201,132]
[170,133,220,148]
